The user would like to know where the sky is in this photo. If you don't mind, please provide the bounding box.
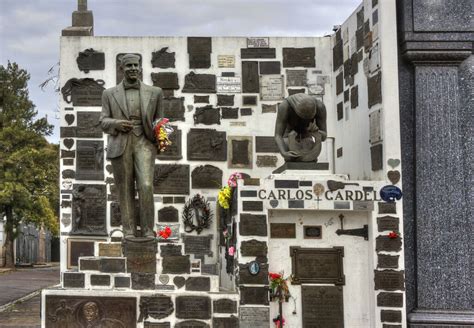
[0,0,361,143]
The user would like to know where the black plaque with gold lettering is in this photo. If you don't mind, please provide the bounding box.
[302,286,344,328]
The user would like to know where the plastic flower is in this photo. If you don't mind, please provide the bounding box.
[158,226,172,239]
[228,246,235,256]
[269,272,282,280]
[388,231,399,239]
[153,118,174,152]
[218,186,232,209]
[227,172,243,187]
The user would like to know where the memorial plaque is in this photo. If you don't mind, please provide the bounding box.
[304,225,322,239]
[256,155,278,167]
[261,104,277,113]
[189,53,211,69]
[173,276,185,289]
[381,310,402,323]
[241,239,267,257]
[378,254,399,269]
[376,236,402,252]
[99,258,126,273]
[217,94,234,106]
[247,37,269,48]
[221,107,239,119]
[213,317,239,328]
[163,97,185,122]
[377,292,403,307]
[116,53,142,84]
[123,238,157,273]
[356,28,364,50]
[255,136,279,153]
[242,201,263,212]
[377,216,399,232]
[283,48,315,67]
[260,61,281,75]
[242,61,259,93]
[145,323,171,328]
[240,307,269,328]
[151,72,179,89]
[241,48,276,59]
[194,95,209,103]
[371,144,383,171]
[374,270,405,291]
[213,299,237,313]
[187,129,227,161]
[260,75,284,101]
[378,201,396,214]
[90,274,110,286]
[115,276,131,288]
[98,243,122,257]
[152,47,176,68]
[288,88,305,96]
[369,109,382,144]
[176,296,211,319]
[368,71,382,107]
[291,247,345,285]
[157,128,182,160]
[131,272,155,290]
[217,77,241,93]
[229,137,252,168]
[336,72,343,95]
[192,165,223,189]
[63,158,74,166]
[182,235,213,256]
[302,286,344,328]
[239,262,268,284]
[194,105,220,125]
[270,223,296,238]
[76,140,104,181]
[154,164,190,195]
[351,85,359,108]
[240,108,252,116]
[61,78,105,107]
[188,37,212,53]
[71,184,107,236]
[45,295,136,328]
[158,206,179,223]
[240,286,269,305]
[139,295,174,321]
[286,69,307,86]
[182,72,216,93]
[110,201,140,227]
[240,214,267,236]
[162,255,190,274]
[175,320,209,328]
[242,95,257,106]
[77,48,105,73]
[160,244,182,257]
[185,277,210,291]
[62,169,75,179]
[63,272,85,288]
[68,239,95,268]
[337,102,344,120]
[218,55,235,68]
[64,115,75,126]
[333,39,344,71]
[79,257,99,271]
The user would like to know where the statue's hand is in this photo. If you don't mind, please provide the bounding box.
[307,121,319,133]
[114,120,133,133]
[282,150,301,161]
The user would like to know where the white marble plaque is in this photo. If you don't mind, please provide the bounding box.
[369,109,382,144]
[218,55,235,68]
[260,75,284,101]
[217,77,241,93]
[308,83,325,95]
[247,37,269,48]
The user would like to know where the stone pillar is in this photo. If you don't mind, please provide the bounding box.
[61,0,94,36]
[397,0,473,326]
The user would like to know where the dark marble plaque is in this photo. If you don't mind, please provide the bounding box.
[377,216,399,232]
[182,235,213,256]
[270,223,296,238]
[241,240,267,257]
[110,201,140,227]
[76,111,102,138]
[351,85,359,108]
[99,258,126,273]
[288,88,305,96]
[368,71,382,107]
[71,184,107,236]
[255,136,279,153]
[116,53,142,84]
[139,295,174,321]
[162,255,190,274]
[333,40,344,71]
[63,158,74,166]
[230,138,251,166]
[239,262,268,284]
[123,238,157,273]
[192,165,222,189]
[344,89,349,102]
[75,140,104,181]
[240,307,269,328]
[187,129,227,161]
[221,107,239,119]
[163,97,185,122]
[286,69,307,86]
[240,286,269,305]
[304,225,322,239]
[377,292,404,307]
[241,48,276,59]
[337,102,344,120]
[217,94,234,106]
[194,105,220,125]
[213,299,237,314]
[188,37,212,53]
[242,201,263,212]
[262,103,277,113]
[77,48,105,73]
[153,164,190,195]
[63,272,85,288]
[152,47,175,68]
[240,108,252,116]
[61,78,105,107]
[151,72,179,89]
[79,258,99,271]
[336,72,343,95]
[376,236,402,252]
[194,95,209,103]
[175,320,209,328]
[213,316,239,328]
[378,254,399,269]
[68,240,95,268]
[378,202,396,214]
[182,72,216,93]
[45,295,136,328]
[371,144,383,171]
[240,214,267,236]
[157,128,182,160]
[185,277,210,291]
[283,48,315,67]
[290,247,345,285]
[381,310,402,323]
[242,95,257,105]
[260,61,281,75]
[160,244,182,257]
[62,169,75,179]
[302,286,344,328]
[189,53,211,69]
[374,270,405,291]
[115,276,131,288]
[158,206,179,223]
[256,155,278,167]
[90,274,110,286]
[145,323,171,328]
[131,272,155,290]
[176,296,211,320]
[242,61,259,93]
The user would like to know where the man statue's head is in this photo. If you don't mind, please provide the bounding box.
[293,95,317,120]
[120,54,141,83]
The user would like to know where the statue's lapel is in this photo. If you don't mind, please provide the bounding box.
[140,85,152,121]
[112,82,129,119]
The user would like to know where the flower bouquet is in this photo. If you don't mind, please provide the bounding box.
[153,118,174,152]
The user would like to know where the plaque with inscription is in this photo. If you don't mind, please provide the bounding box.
[256,155,278,167]
[351,85,359,108]
[194,105,220,125]
[217,94,234,106]
[116,53,142,84]
[131,273,155,290]
[45,295,136,328]
[123,238,157,273]
[221,107,239,119]
[242,61,259,93]
[157,128,182,160]
[154,164,190,195]
[217,77,242,93]
[151,72,179,89]
[152,47,175,68]
[377,216,399,232]
[376,236,402,252]
[68,239,95,268]
[336,72,343,95]
[241,48,276,59]
[240,307,269,328]
[378,254,399,269]
[158,206,179,223]
[371,144,383,171]
[160,244,182,257]
[291,247,345,285]
[286,69,307,86]
[240,286,269,305]
[240,214,267,236]
[71,184,107,236]
[369,109,382,144]
[247,37,269,48]
[176,296,211,320]
[374,270,405,291]
[163,98,185,122]
[185,277,210,291]
[229,137,252,168]
[261,104,277,113]
[242,95,257,106]
[76,48,105,73]
[213,317,239,328]
[192,165,222,189]
[139,295,174,321]
[187,129,227,161]
[76,111,102,138]
[182,235,213,256]
[239,262,268,284]
[189,53,211,69]
[98,243,122,257]
[63,272,85,288]
[162,255,190,274]
[188,37,212,53]
[302,286,344,328]
[90,274,110,286]
[381,310,402,323]
[241,239,267,257]
[304,225,322,239]
[194,95,209,103]
[368,71,382,107]
[61,78,105,107]
[333,39,343,71]
[213,299,237,313]
[255,136,279,153]
[377,292,403,307]
[270,223,296,238]
[260,61,281,75]
[76,140,104,181]
[218,55,235,68]
[144,323,171,328]
[283,48,315,67]
[260,75,284,101]
[378,201,396,214]
[182,72,216,93]
[175,320,209,328]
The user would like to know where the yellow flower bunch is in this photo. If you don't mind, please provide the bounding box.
[158,126,172,152]
[218,185,232,209]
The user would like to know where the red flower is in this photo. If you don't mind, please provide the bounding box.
[269,272,282,280]
[388,231,399,239]
[158,226,172,239]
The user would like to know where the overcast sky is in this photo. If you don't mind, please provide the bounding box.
[0,0,360,143]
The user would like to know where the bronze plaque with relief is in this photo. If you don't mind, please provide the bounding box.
[302,286,344,328]
[122,238,157,273]
[270,223,296,238]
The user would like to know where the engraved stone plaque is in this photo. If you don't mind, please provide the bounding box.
[243,96,257,106]
[378,202,396,214]
[160,244,182,257]
[369,109,382,144]
[302,286,344,328]
[187,129,227,161]
[240,307,269,328]
[71,184,107,236]
[99,258,126,273]
[151,72,179,89]
[139,295,174,321]
[182,235,213,256]
[304,225,322,239]
[90,274,110,286]
[185,277,210,291]
[154,164,190,195]
[377,292,404,307]
[194,95,209,103]
[247,37,269,48]
[157,128,182,160]
[270,223,296,238]
[63,272,85,288]
[131,273,155,290]
[194,105,220,125]
[79,258,99,271]
[336,72,343,95]
[175,321,209,328]
[256,155,278,167]
[374,270,405,291]
[188,37,212,53]
[378,254,399,269]
[218,55,235,68]
[376,236,402,252]
[182,72,216,93]
[255,136,279,153]
[333,40,343,71]
[260,61,281,75]
[240,286,269,305]
[158,206,179,222]
[76,111,102,138]
[242,201,263,212]
[286,69,307,86]
[45,295,136,328]
[115,276,131,288]
[239,262,268,284]
[241,240,268,257]
[371,144,383,171]
[152,47,175,68]
[61,78,105,107]
[241,48,276,59]
[76,140,104,181]
[217,94,235,106]
[260,75,284,101]
[116,53,142,84]
[213,299,237,313]
[176,296,212,319]
[229,137,252,168]
[68,240,95,268]
[77,48,105,73]
[368,71,382,107]
[98,243,121,257]
[189,53,211,69]
[217,77,242,93]
[381,310,402,323]
[242,61,259,93]
[162,255,191,274]
[221,107,239,119]
[290,247,345,285]
[283,48,315,67]
[163,97,185,122]
[123,238,157,273]
[377,216,399,232]
[192,165,223,189]
[240,214,267,236]
[213,317,239,328]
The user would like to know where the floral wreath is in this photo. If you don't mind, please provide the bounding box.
[182,194,213,234]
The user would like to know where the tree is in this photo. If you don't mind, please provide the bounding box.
[0,62,59,268]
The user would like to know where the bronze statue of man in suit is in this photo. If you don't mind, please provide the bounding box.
[100,54,163,239]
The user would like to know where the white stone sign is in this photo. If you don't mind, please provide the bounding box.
[218,55,235,68]
[260,75,284,101]
[247,37,269,48]
[216,76,241,93]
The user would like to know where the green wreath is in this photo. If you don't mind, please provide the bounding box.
[182,194,213,234]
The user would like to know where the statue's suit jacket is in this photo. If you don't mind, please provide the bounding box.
[100,81,163,159]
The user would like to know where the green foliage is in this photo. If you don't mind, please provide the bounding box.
[0,62,59,238]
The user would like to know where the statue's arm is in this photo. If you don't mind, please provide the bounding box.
[316,100,327,141]
[100,91,119,136]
